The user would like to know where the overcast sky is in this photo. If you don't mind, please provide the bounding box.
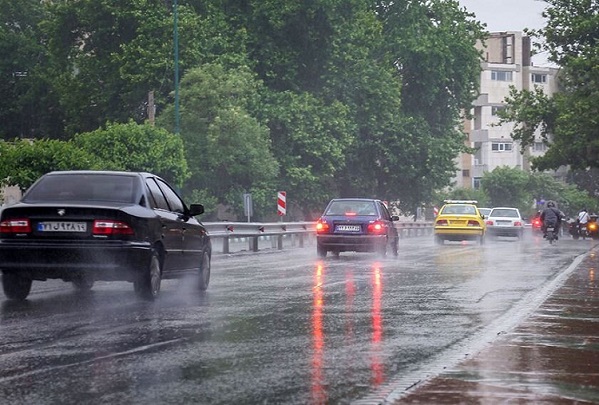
[457,0,552,65]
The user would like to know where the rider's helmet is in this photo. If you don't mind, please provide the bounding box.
[546,201,556,208]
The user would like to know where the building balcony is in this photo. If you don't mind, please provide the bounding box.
[471,129,489,142]
[472,164,489,178]
[472,94,489,107]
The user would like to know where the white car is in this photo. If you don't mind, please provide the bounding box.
[485,207,524,238]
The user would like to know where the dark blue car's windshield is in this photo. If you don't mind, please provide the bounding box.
[325,200,377,216]
[23,174,140,204]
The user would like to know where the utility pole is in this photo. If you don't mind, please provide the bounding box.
[173,0,180,134]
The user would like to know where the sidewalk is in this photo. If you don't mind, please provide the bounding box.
[393,249,599,404]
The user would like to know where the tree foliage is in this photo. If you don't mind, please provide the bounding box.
[74,121,189,187]
[158,63,279,219]
[0,0,65,139]
[480,166,597,217]
[2,0,488,217]
[499,0,599,171]
[0,139,97,189]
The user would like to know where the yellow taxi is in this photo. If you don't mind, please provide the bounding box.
[434,200,486,245]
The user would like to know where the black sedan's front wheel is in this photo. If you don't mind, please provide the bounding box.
[2,272,32,301]
[198,249,211,291]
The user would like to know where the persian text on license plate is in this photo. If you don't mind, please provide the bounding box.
[449,220,466,225]
[336,225,361,232]
[38,222,87,232]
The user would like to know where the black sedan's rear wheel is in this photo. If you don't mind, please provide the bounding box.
[134,252,162,300]
[198,249,211,291]
[2,273,32,301]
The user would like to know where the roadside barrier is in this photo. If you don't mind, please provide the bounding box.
[203,221,434,254]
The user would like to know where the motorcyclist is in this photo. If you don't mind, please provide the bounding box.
[540,201,563,239]
[578,208,590,225]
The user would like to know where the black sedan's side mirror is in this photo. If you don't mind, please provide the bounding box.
[391,215,400,221]
[189,204,205,216]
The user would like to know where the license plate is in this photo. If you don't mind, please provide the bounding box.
[336,225,360,232]
[449,220,466,225]
[496,220,511,226]
[37,222,87,232]
[546,227,555,232]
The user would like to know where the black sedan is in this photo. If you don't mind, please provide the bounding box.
[315,198,399,257]
[0,170,211,301]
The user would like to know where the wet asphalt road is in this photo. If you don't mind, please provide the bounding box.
[0,233,595,404]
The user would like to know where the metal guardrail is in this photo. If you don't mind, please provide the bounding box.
[203,221,434,254]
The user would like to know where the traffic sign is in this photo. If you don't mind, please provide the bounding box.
[277,191,286,216]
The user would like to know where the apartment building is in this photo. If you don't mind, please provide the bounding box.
[456,31,560,189]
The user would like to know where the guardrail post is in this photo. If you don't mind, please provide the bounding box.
[250,236,259,252]
[298,234,304,248]
[277,234,283,250]
[223,235,230,254]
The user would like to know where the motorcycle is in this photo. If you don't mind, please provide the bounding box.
[546,225,558,244]
[569,218,599,240]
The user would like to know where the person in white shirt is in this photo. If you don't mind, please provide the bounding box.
[578,208,590,225]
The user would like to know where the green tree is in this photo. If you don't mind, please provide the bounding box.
[0,0,65,139]
[0,139,97,189]
[40,0,206,135]
[481,167,532,213]
[158,63,279,219]
[260,90,354,213]
[435,187,489,208]
[73,121,189,187]
[480,166,597,217]
[499,0,599,170]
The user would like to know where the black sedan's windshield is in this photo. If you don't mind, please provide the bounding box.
[23,174,140,204]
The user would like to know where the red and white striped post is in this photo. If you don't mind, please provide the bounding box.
[277,191,286,217]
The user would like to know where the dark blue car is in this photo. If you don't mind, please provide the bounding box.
[315,198,399,258]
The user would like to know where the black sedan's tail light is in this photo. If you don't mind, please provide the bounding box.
[0,218,32,234]
[92,220,134,235]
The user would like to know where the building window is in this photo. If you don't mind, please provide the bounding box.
[473,177,482,189]
[491,106,505,115]
[531,73,547,84]
[491,142,513,151]
[462,169,470,177]
[533,141,547,152]
[491,70,513,81]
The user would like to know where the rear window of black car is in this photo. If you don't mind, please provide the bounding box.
[23,174,140,204]
[325,200,378,216]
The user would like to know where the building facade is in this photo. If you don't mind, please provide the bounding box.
[456,31,560,189]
